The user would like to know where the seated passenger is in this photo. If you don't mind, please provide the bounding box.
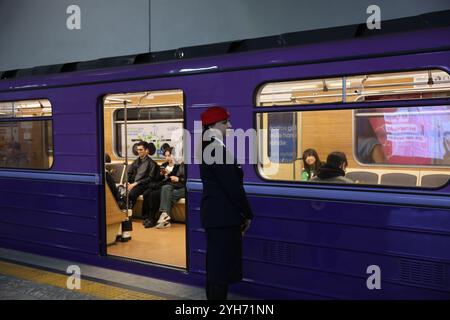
[126,141,159,208]
[311,151,354,184]
[301,148,324,181]
[142,147,185,229]
[2,142,29,168]
[120,141,159,241]
[105,152,127,210]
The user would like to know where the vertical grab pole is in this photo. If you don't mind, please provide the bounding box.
[123,100,129,211]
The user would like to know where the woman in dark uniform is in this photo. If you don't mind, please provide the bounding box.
[199,106,253,300]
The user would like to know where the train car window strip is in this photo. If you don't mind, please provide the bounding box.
[0,99,52,118]
[0,99,53,170]
[256,104,450,189]
[114,106,183,121]
[257,69,450,107]
[104,90,184,161]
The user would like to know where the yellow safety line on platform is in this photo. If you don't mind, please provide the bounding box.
[0,261,165,300]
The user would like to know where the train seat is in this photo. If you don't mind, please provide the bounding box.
[420,173,450,188]
[380,172,418,187]
[106,163,126,185]
[132,195,186,223]
[171,198,186,223]
[105,185,127,245]
[346,171,379,185]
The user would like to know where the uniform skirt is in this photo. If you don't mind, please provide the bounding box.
[205,226,242,284]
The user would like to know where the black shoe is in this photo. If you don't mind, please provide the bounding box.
[144,219,156,228]
[118,200,127,210]
[121,236,131,242]
[115,235,122,242]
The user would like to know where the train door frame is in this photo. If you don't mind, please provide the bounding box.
[99,88,189,271]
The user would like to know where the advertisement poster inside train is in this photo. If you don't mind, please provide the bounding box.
[119,122,183,160]
[267,112,297,163]
[368,106,450,165]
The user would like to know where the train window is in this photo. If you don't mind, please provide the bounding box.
[0,100,52,118]
[256,69,450,106]
[0,102,13,118]
[104,90,184,160]
[346,70,450,103]
[115,106,183,121]
[257,105,450,188]
[0,99,53,170]
[257,77,343,106]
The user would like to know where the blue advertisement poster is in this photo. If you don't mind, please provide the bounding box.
[268,112,297,163]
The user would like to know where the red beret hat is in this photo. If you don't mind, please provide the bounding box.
[200,106,230,126]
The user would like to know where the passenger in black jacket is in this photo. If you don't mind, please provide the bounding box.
[126,141,159,206]
[199,106,253,300]
[121,141,159,242]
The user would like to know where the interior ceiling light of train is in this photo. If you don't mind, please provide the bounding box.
[257,69,450,106]
[104,90,183,109]
[0,99,52,118]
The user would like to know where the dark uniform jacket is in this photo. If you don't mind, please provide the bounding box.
[127,155,159,187]
[200,138,253,229]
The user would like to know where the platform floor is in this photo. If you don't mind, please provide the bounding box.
[0,247,251,300]
[108,221,186,268]
[0,272,97,300]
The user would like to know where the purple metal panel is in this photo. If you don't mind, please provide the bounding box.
[189,251,449,299]
[187,188,450,298]
[189,191,450,256]
[0,179,100,255]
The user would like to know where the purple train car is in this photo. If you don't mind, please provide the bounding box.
[1,10,450,299]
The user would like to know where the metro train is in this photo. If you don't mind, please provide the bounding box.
[1,10,450,299]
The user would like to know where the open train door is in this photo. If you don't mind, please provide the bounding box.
[102,90,186,269]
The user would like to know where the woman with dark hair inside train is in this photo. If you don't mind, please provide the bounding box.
[155,147,185,228]
[141,147,185,229]
[301,148,323,181]
[199,106,253,300]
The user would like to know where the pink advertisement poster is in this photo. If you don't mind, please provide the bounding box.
[368,106,450,165]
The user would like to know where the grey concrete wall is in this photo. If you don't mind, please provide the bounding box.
[1,0,450,71]
[0,0,150,70]
[150,0,450,51]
